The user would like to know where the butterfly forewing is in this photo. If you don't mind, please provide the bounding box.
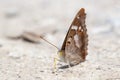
[60,8,88,65]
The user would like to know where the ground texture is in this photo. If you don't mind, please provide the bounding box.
[0,0,120,80]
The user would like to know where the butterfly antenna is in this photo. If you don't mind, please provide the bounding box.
[20,32,59,50]
[39,36,59,50]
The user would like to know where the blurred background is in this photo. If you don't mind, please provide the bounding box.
[0,0,120,80]
[0,0,120,36]
[0,0,120,48]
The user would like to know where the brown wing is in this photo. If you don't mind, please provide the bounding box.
[61,8,88,60]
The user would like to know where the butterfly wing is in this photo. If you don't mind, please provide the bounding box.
[61,8,88,65]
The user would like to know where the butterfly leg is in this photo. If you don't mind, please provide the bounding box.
[53,55,60,72]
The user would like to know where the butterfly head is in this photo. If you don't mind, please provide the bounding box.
[57,50,65,62]
[58,50,63,56]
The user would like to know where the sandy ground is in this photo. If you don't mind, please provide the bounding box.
[0,0,120,80]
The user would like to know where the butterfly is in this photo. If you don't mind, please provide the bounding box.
[8,8,88,69]
[54,8,88,68]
